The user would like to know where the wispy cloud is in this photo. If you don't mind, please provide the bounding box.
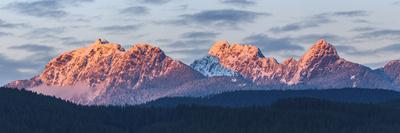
[0,31,13,37]
[5,0,94,18]
[352,19,371,24]
[120,6,150,16]
[7,44,56,67]
[374,43,400,53]
[22,27,66,39]
[242,34,304,53]
[9,44,55,56]
[0,54,42,85]
[335,45,358,54]
[331,10,369,17]
[169,9,269,28]
[292,34,344,44]
[0,19,27,29]
[99,24,143,34]
[138,0,171,5]
[393,1,400,6]
[358,29,400,39]
[270,10,369,33]
[164,39,213,63]
[1,44,57,84]
[346,43,400,57]
[220,0,256,7]
[270,14,333,33]
[181,31,220,39]
[58,37,92,46]
[350,27,376,32]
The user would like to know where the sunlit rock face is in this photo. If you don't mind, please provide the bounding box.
[384,60,400,85]
[194,39,396,89]
[6,39,204,105]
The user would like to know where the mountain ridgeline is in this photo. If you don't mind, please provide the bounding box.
[5,39,400,105]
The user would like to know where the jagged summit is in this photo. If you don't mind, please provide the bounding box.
[94,38,109,45]
[384,60,400,85]
[129,43,165,55]
[209,40,265,59]
[385,60,400,66]
[299,39,340,67]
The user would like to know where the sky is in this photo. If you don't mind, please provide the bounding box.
[0,0,400,85]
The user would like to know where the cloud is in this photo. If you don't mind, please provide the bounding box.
[350,27,375,32]
[167,39,213,49]
[292,34,343,44]
[170,9,269,28]
[58,36,92,46]
[99,24,142,34]
[22,27,66,39]
[331,10,369,17]
[242,34,304,53]
[270,10,369,33]
[346,43,400,56]
[394,1,400,6]
[6,0,94,18]
[358,29,400,39]
[220,0,256,7]
[8,44,56,62]
[168,48,208,56]
[0,19,26,29]
[138,0,171,5]
[0,31,13,37]
[335,45,358,54]
[9,44,55,53]
[120,6,150,16]
[374,43,400,53]
[270,14,333,33]
[0,54,43,85]
[352,19,371,24]
[0,44,57,85]
[181,31,220,39]
[164,39,213,64]
[364,60,389,69]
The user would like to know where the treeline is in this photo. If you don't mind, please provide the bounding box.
[1,87,400,133]
[145,88,400,107]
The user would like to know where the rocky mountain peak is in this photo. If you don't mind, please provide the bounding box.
[384,60,400,84]
[6,39,204,105]
[299,39,339,67]
[94,38,109,45]
[208,40,230,57]
[129,44,164,55]
[89,39,125,52]
[209,40,264,59]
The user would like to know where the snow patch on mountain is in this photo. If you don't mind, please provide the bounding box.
[190,55,240,77]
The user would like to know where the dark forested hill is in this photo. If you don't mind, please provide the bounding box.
[144,88,400,107]
[2,87,400,133]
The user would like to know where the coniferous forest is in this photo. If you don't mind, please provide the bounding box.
[2,87,400,133]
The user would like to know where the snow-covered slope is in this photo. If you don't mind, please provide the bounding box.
[190,55,241,77]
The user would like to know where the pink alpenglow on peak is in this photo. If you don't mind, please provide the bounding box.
[209,40,265,59]
[6,39,204,105]
[5,39,400,105]
[193,39,397,89]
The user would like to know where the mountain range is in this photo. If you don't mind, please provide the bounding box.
[5,39,400,105]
